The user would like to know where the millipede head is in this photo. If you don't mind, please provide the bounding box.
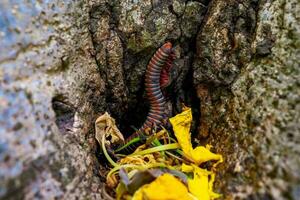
[163,42,172,49]
[161,42,173,54]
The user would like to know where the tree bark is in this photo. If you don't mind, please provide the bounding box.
[0,0,299,199]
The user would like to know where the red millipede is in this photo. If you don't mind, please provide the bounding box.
[139,42,175,132]
[115,42,175,153]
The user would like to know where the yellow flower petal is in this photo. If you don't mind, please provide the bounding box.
[132,174,196,200]
[181,163,194,173]
[182,164,221,200]
[188,170,209,200]
[190,145,223,166]
[169,108,193,154]
[169,108,223,166]
[170,108,222,199]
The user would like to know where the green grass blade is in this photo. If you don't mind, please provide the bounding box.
[115,137,141,153]
[131,143,180,156]
[101,135,119,167]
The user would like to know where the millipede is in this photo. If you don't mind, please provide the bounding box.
[115,42,175,154]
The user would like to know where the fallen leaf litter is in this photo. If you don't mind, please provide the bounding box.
[95,107,223,200]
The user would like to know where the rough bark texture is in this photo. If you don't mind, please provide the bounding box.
[194,0,300,199]
[0,0,299,199]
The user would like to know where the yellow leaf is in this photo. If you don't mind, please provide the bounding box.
[132,174,196,200]
[169,108,223,166]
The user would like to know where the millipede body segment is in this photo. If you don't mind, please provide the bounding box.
[116,42,175,153]
[142,42,174,127]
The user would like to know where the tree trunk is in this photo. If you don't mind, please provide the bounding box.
[0,0,299,199]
